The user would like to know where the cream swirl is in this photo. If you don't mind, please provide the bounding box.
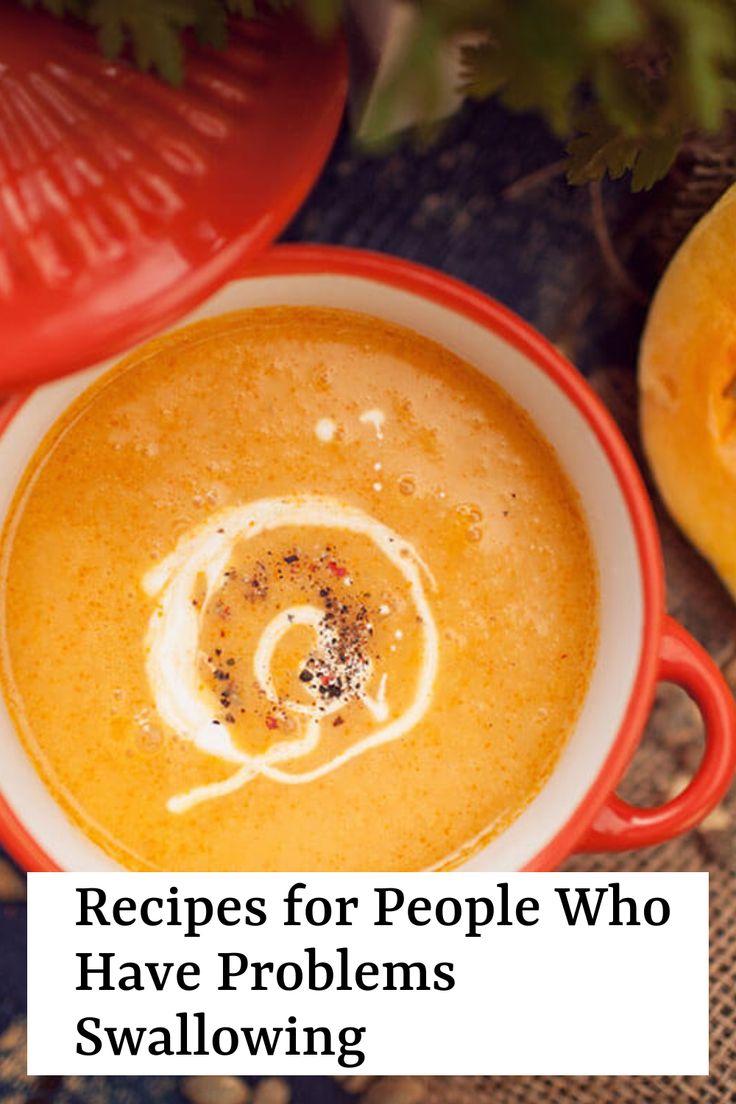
[142,496,439,814]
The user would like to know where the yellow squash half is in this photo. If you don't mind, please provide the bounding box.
[640,183,736,601]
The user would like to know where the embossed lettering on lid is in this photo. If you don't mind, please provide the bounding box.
[0,4,346,392]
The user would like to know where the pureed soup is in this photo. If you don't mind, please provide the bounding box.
[0,308,598,871]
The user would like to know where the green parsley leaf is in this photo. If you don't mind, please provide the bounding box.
[14,0,736,190]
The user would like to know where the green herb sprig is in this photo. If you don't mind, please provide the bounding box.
[18,0,736,190]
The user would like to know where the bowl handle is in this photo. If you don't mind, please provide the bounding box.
[578,616,736,852]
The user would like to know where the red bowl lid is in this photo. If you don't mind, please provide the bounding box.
[0,4,347,392]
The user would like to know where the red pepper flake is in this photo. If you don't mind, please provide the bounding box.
[320,675,332,686]
[328,561,347,578]
[333,716,345,727]
[265,715,278,730]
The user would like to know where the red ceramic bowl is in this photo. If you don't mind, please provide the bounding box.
[0,245,734,871]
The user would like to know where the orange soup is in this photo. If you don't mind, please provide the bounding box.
[0,308,598,870]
